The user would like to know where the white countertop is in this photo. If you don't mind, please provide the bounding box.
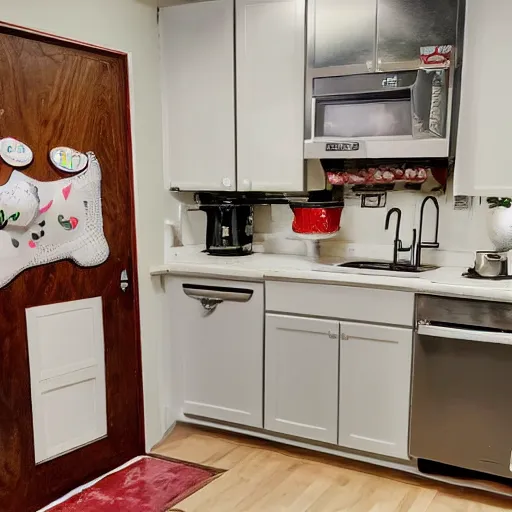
[150,246,512,302]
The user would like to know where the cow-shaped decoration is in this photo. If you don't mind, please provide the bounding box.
[0,138,109,288]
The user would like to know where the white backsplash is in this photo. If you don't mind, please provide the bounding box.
[170,179,493,268]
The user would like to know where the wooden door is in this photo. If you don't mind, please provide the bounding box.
[338,322,412,460]
[0,26,143,512]
[235,0,305,192]
[169,277,264,428]
[265,314,339,444]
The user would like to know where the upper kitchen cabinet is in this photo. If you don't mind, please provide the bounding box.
[160,1,236,191]
[308,0,459,74]
[309,0,377,75]
[236,0,305,191]
[376,0,458,71]
[160,0,306,192]
[454,0,512,197]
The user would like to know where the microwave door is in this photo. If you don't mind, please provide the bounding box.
[315,92,413,139]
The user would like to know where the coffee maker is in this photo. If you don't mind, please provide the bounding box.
[200,200,254,256]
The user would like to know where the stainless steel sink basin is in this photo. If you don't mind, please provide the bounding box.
[336,261,438,273]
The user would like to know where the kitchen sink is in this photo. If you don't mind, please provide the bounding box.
[336,261,438,273]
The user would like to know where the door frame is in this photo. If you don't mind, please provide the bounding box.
[0,19,145,507]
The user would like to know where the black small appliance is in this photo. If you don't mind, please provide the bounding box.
[200,201,254,256]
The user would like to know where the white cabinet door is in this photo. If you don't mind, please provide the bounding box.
[169,278,263,428]
[235,0,305,192]
[454,1,512,196]
[160,1,236,191]
[265,314,339,443]
[339,322,412,460]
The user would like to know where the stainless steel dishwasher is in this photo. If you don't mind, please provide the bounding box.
[410,294,512,479]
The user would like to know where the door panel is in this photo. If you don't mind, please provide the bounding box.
[339,322,412,459]
[26,297,107,464]
[160,1,236,191]
[265,314,339,443]
[169,278,264,428]
[312,0,376,71]
[0,26,143,512]
[454,0,512,197]
[377,0,458,69]
[236,0,305,192]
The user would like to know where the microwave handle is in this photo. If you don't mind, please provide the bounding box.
[417,323,512,346]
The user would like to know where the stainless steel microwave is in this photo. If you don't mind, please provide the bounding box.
[305,69,454,159]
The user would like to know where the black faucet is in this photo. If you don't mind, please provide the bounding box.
[415,196,440,268]
[385,208,417,267]
[385,208,402,266]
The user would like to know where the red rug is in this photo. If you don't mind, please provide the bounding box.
[48,456,218,512]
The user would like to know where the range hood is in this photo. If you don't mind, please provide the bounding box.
[304,0,465,160]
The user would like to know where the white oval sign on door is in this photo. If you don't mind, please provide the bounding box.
[0,137,33,167]
[50,147,88,173]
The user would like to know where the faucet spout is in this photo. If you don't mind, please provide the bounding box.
[385,208,402,266]
[415,196,440,268]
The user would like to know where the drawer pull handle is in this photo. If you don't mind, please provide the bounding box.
[183,284,253,303]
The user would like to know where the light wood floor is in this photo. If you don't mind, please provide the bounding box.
[152,423,512,512]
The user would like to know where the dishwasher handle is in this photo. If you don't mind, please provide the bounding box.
[182,284,254,314]
[417,323,512,346]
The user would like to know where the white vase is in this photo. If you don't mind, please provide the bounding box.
[487,206,512,251]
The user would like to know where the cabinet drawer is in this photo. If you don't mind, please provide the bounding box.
[266,281,414,326]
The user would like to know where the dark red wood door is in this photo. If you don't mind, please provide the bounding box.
[0,26,143,512]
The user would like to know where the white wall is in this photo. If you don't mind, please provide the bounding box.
[178,179,492,268]
[263,180,490,265]
[0,0,170,450]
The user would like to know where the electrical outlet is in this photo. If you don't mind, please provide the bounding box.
[453,195,472,211]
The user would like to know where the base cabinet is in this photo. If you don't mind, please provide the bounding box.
[169,278,264,428]
[264,314,339,443]
[338,322,412,460]
[171,278,414,461]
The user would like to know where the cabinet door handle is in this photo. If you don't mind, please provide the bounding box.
[328,330,338,339]
[341,333,349,341]
[182,284,253,303]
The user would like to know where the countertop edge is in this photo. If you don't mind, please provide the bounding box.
[151,265,512,302]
